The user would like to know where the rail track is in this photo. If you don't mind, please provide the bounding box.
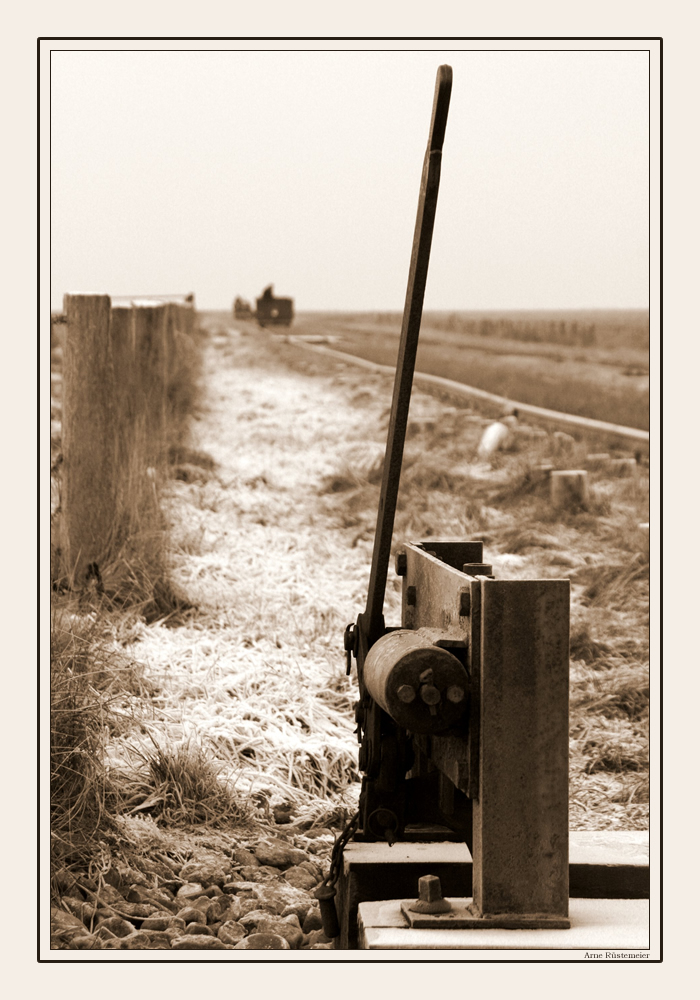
[286,335,650,455]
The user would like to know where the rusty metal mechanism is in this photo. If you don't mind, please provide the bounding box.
[342,64,571,931]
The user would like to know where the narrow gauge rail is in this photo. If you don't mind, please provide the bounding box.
[285,336,650,454]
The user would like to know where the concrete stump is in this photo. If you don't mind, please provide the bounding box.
[638,523,650,559]
[609,458,638,479]
[550,470,589,509]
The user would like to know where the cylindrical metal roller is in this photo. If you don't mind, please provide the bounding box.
[363,630,469,734]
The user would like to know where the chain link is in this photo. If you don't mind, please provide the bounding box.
[326,810,360,888]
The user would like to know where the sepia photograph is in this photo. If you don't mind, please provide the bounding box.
[41,37,659,963]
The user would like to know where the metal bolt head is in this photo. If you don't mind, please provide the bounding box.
[408,873,452,914]
[397,684,417,703]
[418,875,444,903]
[420,684,441,706]
[395,551,407,576]
[446,685,465,704]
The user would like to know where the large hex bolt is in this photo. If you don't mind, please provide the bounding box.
[408,874,452,914]
[418,667,442,716]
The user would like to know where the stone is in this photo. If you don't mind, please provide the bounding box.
[239,898,279,917]
[178,906,206,924]
[192,895,214,914]
[160,880,185,895]
[255,882,312,914]
[61,897,95,925]
[92,884,125,906]
[304,928,333,947]
[103,868,123,889]
[286,848,311,866]
[54,870,81,895]
[302,907,324,933]
[71,935,100,950]
[218,895,241,921]
[176,882,206,901]
[120,867,151,887]
[283,867,318,890]
[101,938,127,950]
[95,915,136,938]
[222,881,258,895]
[239,907,282,930]
[138,913,169,931]
[125,886,178,911]
[179,859,230,887]
[171,935,228,950]
[93,925,117,942]
[281,900,312,923]
[121,930,171,950]
[238,865,281,883]
[232,848,259,867]
[273,804,294,824]
[217,920,247,945]
[204,895,233,924]
[255,915,303,949]
[254,841,296,869]
[250,885,297,914]
[140,858,177,881]
[298,859,323,879]
[184,922,213,936]
[233,933,290,950]
[114,901,159,919]
[203,884,223,897]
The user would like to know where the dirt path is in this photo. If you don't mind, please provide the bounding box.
[114,322,402,827]
[112,316,649,833]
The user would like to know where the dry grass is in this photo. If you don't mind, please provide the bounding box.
[50,611,127,868]
[49,314,650,904]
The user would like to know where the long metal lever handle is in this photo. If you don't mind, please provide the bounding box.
[363,65,453,645]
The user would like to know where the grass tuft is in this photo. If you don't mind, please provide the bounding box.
[119,736,249,827]
[50,613,123,870]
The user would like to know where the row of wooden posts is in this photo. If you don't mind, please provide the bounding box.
[56,292,197,588]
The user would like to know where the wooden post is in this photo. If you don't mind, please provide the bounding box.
[59,293,114,586]
[550,469,589,508]
[132,300,168,467]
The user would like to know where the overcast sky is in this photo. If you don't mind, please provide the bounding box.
[50,47,649,312]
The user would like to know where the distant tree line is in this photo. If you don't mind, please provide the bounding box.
[441,315,597,346]
[372,311,649,350]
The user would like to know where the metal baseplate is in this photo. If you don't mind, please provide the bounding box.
[400,899,570,930]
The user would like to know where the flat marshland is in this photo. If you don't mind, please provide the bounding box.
[49,311,650,929]
[293,308,650,430]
